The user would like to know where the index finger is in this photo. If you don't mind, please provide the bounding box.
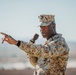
[0,32,8,36]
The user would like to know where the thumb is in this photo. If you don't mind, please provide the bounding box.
[2,38,5,44]
[2,37,8,44]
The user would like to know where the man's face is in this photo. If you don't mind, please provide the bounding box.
[40,25,53,39]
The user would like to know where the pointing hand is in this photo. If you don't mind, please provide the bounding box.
[0,32,18,45]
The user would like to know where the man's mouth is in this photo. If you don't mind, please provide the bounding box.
[41,32,46,36]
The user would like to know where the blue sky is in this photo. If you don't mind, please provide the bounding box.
[0,0,76,42]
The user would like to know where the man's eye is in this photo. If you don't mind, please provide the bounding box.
[43,26,46,28]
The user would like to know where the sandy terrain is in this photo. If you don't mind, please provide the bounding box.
[0,68,76,75]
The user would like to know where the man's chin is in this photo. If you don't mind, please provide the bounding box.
[42,35,47,38]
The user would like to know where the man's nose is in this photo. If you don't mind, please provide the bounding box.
[40,28,45,31]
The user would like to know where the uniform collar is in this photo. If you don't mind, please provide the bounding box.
[45,34,62,44]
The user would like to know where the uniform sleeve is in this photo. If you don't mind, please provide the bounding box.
[18,39,69,58]
[28,55,38,66]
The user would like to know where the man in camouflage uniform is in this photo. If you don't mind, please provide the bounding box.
[0,14,69,75]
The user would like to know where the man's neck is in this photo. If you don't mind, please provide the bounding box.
[47,32,57,40]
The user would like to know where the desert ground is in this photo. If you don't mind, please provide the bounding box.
[0,68,76,75]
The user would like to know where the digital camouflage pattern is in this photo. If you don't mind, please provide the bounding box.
[38,14,55,22]
[18,34,69,75]
[38,14,55,27]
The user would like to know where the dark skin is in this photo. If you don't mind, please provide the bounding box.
[0,24,57,44]
[40,24,57,40]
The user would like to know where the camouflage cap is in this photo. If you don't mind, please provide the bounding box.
[38,14,55,26]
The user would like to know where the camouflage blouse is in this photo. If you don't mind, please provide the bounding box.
[18,34,69,75]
